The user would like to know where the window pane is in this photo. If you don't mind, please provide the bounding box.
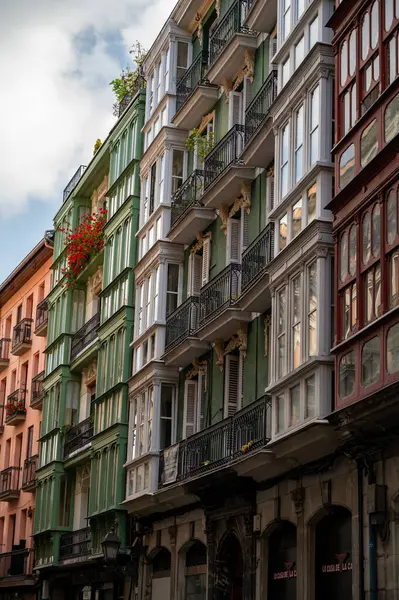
[340,351,356,398]
[351,283,357,330]
[282,58,290,87]
[387,190,397,245]
[340,145,355,188]
[349,225,357,276]
[349,29,357,76]
[307,183,316,223]
[308,262,317,356]
[388,37,397,85]
[310,86,320,164]
[362,212,371,264]
[278,288,286,332]
[360,120,378,167]
[305,375,316,419]
[295,106,304,182]
[375,263,381,315]
[283,0,291,39]
[385,93,399,143]
[362,12,370,60]
[167,263,179,292]
[177,41,188,68]
[362,337,380,386]
[372,204,380,257]
[387,323,399,374]
[289,385,300,426]
[340,40,348,86]
[276,395,285,433]
[386,0,394,30]
[344,288,351,338]
[294,36,305,70]
[280,214,288,250]
[292,199,302,237]
[292,275,301,368]
[310,16,318,48]
[389,251,399,307]
[340,231,348,282]
[371,2,379,48]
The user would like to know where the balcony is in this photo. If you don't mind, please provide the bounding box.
[0,467,20,501]
[239,222,275,312]
[11,318,33,356]
[173,52,219,130]
[35,298,48,336]
[63,165,86,202]
[159,394,271,487]
[197,264,251,341]
[168,170,215,244]
[70,312,100,363]
[117,93,134,118]
[30,371,45,410]
[21,455,38,492]
[63,417,93,460]
[5,389,27,426]
[207,0,258,86]
[163,297,209,367]
[0,548,33,580]
[244,0,277,34]
[0,338,10,372]
[202,125,255,208]
[242,70,277,167]
[59,527,92,562]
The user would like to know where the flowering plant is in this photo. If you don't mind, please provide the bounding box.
[6,401,26,416]
[241,440,254,454]
[59,208,107,288]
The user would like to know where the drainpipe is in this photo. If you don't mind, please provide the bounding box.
[357,461,365,600]
[369,523,378,600]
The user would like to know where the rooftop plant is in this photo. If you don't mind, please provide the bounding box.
[110,41,147,116]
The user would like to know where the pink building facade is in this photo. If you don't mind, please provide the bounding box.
[0,235,52,599]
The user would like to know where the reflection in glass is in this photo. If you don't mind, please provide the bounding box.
[349,30,357,76]
[340,145,355,188]
[307,183,316,223]
[390,251,399,307]
[340,40,348,86]
[387,323,399,374]
[362,212,371,264]
[292,199,302,237]
[305,375,316,419]
[340,351,356,398]
[361,337,380,387]
[362,12,370,60]
[371,1,379,48]
[289,385,300,426]
[280,214,288,250]
[349,225,357,276]
[340,231,348,282]
[387,190,397,244]
[361,120,378,167]
[372,204,380,257]
[385,93,399,142]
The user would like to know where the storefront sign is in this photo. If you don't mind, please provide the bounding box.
[322,554,352,573]
[273,563,297,579]
[162,444,179,484]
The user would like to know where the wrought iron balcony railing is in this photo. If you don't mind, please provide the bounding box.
[22,455,38,490]
[170,170,204,228]
[204,124,246,190]
[63,165,87,202]
[12,318,33,352]
[241,222,275,291]
[5,389,27,424]
[0,548,32,578]
[209,0,252,66]
[176,52,209,113]
[0,467,20,499]
[244,70,278,143]
[165,297,201,352]
[118,93,133,117]
[60,527,92,560]
[70,312,100,362]
[35,298,48,331]
[31,371,45,409]
[199,263,241,326]
[63,417,93,459]
[0,338,10,362]
[159,394,270,485]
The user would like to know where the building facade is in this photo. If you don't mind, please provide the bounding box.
[0,236,52,600]
[33,91,145,600]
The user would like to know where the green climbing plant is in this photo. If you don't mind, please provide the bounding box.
[110,41,147,115]
[186,128,215,160]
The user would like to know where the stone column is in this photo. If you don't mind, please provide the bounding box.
[205,516,217,600]
[243,512,256,600]
[291,488,306,600]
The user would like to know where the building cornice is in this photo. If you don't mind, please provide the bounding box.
[128,360,179,395]
[140,127,188,176]
[134,239,185,282]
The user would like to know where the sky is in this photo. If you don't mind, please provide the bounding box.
[0,0,177,281]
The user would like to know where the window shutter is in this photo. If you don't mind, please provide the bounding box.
[184,380,198,438]
[227,218,241,263]
[241,208,249,251]
[192,254,202,296]
[243,76,253,111]
[201,237,211,286]
[238,353,244,410]
[229,91,243,128]
[224,355,240,418]
[187,253,193,296]
[267,173,275,212]
[198,370,207,431]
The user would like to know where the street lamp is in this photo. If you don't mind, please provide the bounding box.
[101,527,121,563]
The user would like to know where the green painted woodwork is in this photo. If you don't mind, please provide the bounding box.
[242,317,268,406]
[253,41,270,96]
[210,349,224,424]
[214,94,229,142]
[247,171,267,245]
[208,218,227,278]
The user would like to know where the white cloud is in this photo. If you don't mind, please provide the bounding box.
[0,0,176,217]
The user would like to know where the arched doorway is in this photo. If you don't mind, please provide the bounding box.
[151,547,171,600]
[216,533,243,600]
[267,521,297,600]
[185,541,207,600]
[315,506,352,600]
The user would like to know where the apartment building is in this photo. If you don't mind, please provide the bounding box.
[0,235,52,600]
[34,91,145,600]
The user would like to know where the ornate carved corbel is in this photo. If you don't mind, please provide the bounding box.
[197,19,204,47]
[216,0,221,17]
[221,78,233,103]
[291,487,305,515]
[186,359,208,380]
[190,231,211,254]
[244,49,255,83]
[212,341,224,371]
[266,165,275,178]
[224,324,248,358]
[198,111,215,134]
[241,181,251,214]
[218,204,230,234]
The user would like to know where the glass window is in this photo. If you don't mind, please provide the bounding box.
[292,275,301,369]
[387,323,399,374]
[362,212,371,264]
[340,231,348,282]
[371,1,379,49]
[308,262,317,356]
[349,29,357,76]
[283,0,291,40]
[276,395,285,433]
[295,105,304,182]
[362,337,380,386]
[310,15,318,48]
[160,384,174,449]
[386,0,394,30]
[310,86,320,164]
[340,351,356,398]
[289,385,300,426]
[340,144,355,188]
[281,123,290,197]
[307,183,316,223]
[372,204,380,257]
[279,214,288,250]
[282,57,290,87]
[364,264,381,322]
[305,375,316,419]
[292,199,302,237]
[294,36,305,70]
[385,93,399,142]
[387,190,397,245]
[340,40,348,87]
[343,283,357,339]
[172,150,184,194]
[277,288,286,379]
[176,41,189,83]
[389,250,399,307]
[362,12,370,60]
[360,120,378,167]
[166,264,179,316]
[349,225,357,276]
[296,0,305,19]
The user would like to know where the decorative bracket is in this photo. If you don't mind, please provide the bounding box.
[190,231,212,255]
[186,359,208,380]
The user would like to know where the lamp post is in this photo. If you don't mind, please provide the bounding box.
[101,527,122,600]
